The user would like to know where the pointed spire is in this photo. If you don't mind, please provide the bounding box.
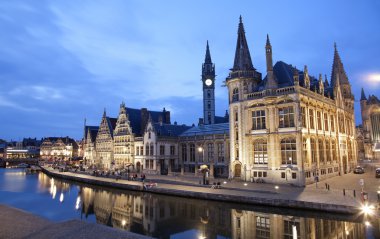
[103,108,106,117]
[205,40,212,64]
[331,42,349,86]
[324,74,329,87]
[232,16,254,71]
[361,88,367,101]
[266,34,271,46]
[264,34,277,90]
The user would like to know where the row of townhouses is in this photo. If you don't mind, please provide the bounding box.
[81,17,380,186]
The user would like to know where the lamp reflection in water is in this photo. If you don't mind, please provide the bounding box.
[59,192,64,203]
[199,208,209,239]
[75,196,81,210]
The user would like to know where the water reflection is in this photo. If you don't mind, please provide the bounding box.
[0,169,373,239]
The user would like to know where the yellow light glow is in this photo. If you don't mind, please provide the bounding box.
[361,204,374,215]
[244,183,248,186]
[122,219,126,226]
[275,186,279,190]
[365,221,371,227]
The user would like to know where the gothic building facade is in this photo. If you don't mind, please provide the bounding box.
[83,16,358,185]
[359,90,380,160]
[226,17,357,186]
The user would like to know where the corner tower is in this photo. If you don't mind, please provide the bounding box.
[202,41,215,124]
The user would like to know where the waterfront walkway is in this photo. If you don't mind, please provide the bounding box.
[0,204,153,239]
[41,166,365,214]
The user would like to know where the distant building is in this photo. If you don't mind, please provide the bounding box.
[226,17,357,185]
[360,89,380,160]
[5,138,41,159]
[40,137,78,160]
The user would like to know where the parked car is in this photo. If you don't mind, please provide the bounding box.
[376,168,380,178]
[353,166,365,174]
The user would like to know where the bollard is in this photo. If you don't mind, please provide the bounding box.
[328,184,330,191]
[353,190,356,197]
[343,189,346,196]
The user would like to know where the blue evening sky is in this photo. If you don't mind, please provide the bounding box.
[1,0,379,141]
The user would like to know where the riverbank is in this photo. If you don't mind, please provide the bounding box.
[0,204,153,239]
[41,166,362,214]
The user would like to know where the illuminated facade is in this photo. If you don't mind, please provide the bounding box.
[226,17,357,186]
[40,137,78,160]
[360,90,380,160]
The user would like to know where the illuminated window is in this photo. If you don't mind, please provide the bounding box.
[253,140,268,164]
[252,110,266,130]
[281,138,297,165]
[279,107,295,128]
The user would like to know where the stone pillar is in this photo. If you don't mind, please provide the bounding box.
[210,162,214,178]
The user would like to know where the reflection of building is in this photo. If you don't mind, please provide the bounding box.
[40,137,78,160]
[6,138,41,159]
[231,209,365,239]
[226,17,357,186]
[77,183,366,239]
[360,90,380,160]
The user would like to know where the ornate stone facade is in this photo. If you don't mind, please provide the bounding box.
[360,90,380,160]
[226,17,357,185]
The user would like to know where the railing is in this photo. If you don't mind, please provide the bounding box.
[246,86,295,100]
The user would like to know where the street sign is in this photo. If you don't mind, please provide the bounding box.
[359,179,364,186]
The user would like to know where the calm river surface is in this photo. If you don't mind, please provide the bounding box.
[0,168,377,239]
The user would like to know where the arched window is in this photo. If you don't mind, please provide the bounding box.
[310,138,316,163]
[149,143,154,156]
[326,139,331,162]
[253,140,268,164]
[232,88,239,102]
[331,139,337,161]
[318,138,325,163]
[281,138,297,165]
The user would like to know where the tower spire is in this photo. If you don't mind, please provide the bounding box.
[202,41,215,125]
[232,16,254,71]
[331,42,349,86]
[361,88,367,101]
[103,108,106,117]
[265,34,277,89]
[205,40,212,64]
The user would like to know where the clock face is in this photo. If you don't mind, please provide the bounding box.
[205,79,212,86]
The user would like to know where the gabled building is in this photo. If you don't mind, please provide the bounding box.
[225,17,357,185]
[360,90,380,160]
[40,136,78,160]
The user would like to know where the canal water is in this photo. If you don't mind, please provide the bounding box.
[0,168,377,239]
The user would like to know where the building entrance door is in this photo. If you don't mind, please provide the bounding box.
[234,164,241,177]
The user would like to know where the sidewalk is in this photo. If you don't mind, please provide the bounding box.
[41,166,362,214]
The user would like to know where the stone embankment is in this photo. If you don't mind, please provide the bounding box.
[0,204,154,239]
[41,166,361,214]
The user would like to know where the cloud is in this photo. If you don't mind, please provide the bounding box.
[10,85,63,101]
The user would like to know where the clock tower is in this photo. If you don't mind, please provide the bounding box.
[202,41,215,125]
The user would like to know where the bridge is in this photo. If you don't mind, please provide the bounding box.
[0,158,39,168]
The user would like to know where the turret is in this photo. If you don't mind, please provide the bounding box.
[264,34,277,89]
[303,65,310,89]
[318,74,324,94]
[293,67,299,86]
